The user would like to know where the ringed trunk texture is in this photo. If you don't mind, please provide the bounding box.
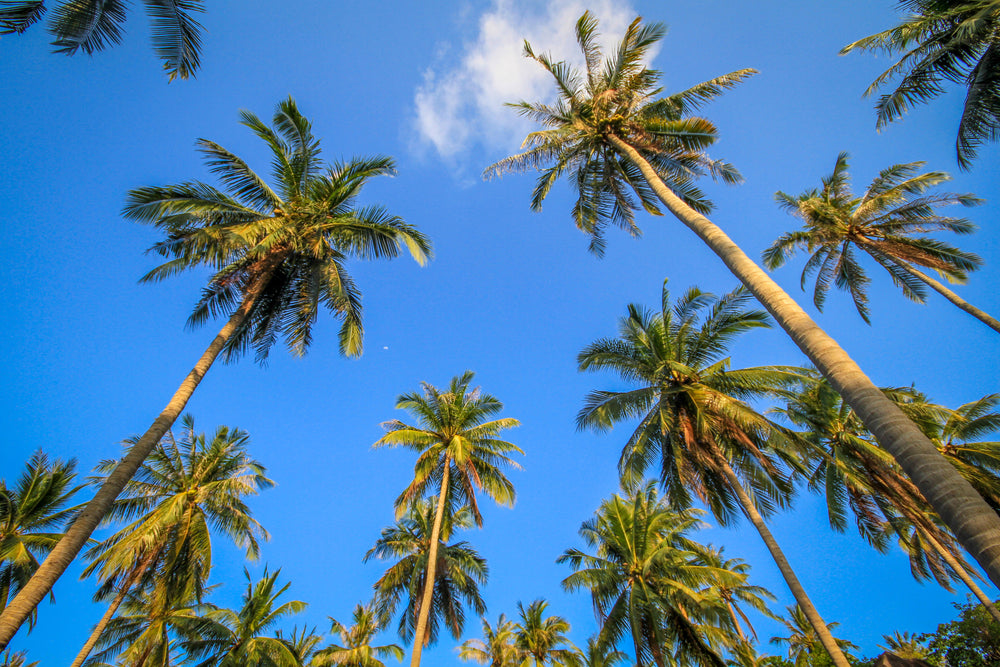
[922,530,1000,625]
[713,454,851,667]
[409,458,450,667]
[0,262,278,649]
[609,135,1000,590]
[70,548,161,667]
[893,261,1000,334]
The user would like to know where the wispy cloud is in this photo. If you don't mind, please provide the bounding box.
[412,0,641,162]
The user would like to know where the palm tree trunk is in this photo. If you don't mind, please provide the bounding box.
[921,530,1000,624]
[891,260,1000,334]
[0,260,282,650]
[607,134,1000,590]
[712,453,851,667]
[409,458,451,667]
[70,549,161,667]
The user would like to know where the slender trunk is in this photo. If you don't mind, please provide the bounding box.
[0,260,281,649]
[922,530,1000,624]
[70,549,161,667]
[892,260,1000,334]
[409,458,451,667]
[724,599,748,643]
[712,454,851,667]
[608,134,1000,590]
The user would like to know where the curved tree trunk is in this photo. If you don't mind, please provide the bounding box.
[891,260,1000,334]
[608,134,1000,591]
[0,261,281,649]
[409,458,450,667]
[70,548,161,667]
[713,453,851,667]
[921,530,1000,624]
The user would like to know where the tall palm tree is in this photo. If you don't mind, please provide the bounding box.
[0,452,80,628]
[0,0,205,80]
[559,483,739,667]
[841,0,1000,168]
[484,10,1000,597]
[576,281,851,667]
[512,600,577,667]
[71,415,274,667]
[762,152,998,332]
[458,615,518,667]
[313,601,405,667]
[0,97,431,648]
[374,371,521,667]
[769,606,857,667]
[364,500,487,647]
[182,568,305,666]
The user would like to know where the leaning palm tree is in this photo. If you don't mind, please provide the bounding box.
[0,97,431,648]
[841,0,1000,168]
[71,415,273,667]
[0,452,80,628]
[763,152,998,332]
[314,601,405,667]
[559,483,738,667]
[0,0,205,80]
[374,372,521,667]
[512,600,577,667]
[576,281,852,667]
[182,568,305,666]
[458,614,518,667]
[484,10,1000,599]
[364,500,487,647]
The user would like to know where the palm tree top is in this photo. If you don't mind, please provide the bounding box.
[763,152,983,323]
[124,96,432,362]
[484,11,754,256]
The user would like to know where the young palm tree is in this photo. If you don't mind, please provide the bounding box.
[364,500,487,647]
[374,371,521,667]
[573,638,627,667]
[576,281,852,666]
[841,0,1000,168]
[922,393,1000,511]
[559,483,738,667]
[878,631,930,661]
[769,606,857,667]
[314,601,405,667]
[0,452,80,628]
[763,152,998,332]
[458,615,518,667]
[0,97,431,648]
[182,568,305,666]
[485,10,1000,597]
[0,0,205,80]
[512,600,577,667]
[698,547,777,647]
[71,415,274,667]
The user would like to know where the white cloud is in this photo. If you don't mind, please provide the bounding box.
[412,0,644,161]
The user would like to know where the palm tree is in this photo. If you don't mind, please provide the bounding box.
[364,500,487,648]
[0,650,37,667]
[0,452,80,628]
[762,152,998,332]
[576,281,853,667]
[0,97,431,648]
[182,568,305,666]
[698,547,777,647]
[484,10,1000,597]
[313,601,405,667]
[572,638,626,667]
[922,393,1000,510]
[71,415,274,667]
[0,0,205,80]
[841,0,1000,168]
[773,374,1000,624]
[458,615,518,667]
[373,371,521,667]
[878,631,930,661]
[512,600,577,667]
[559,483,738,667]
[769,606,857,667]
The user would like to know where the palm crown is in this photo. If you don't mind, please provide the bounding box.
[125,96,431,362]
[485,11,752,256]
[763,152,983,324]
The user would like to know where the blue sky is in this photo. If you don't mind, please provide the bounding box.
[2,0,999,663]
